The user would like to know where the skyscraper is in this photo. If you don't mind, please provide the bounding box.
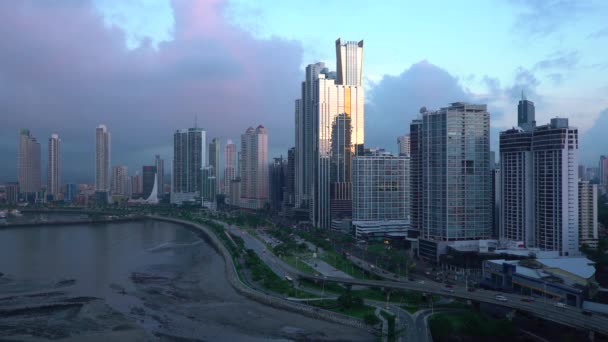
[47,133,61,200]
[599,156,608,192]
[420,103,492,241]
[131,171,142,196]
[18,129,41,199]
[142,165,157,199]
[286,147,296,208]
[155,155,164,197]
[208,137,220,199]
[517,91,536,132]
[240,125,268,209]
[111,165,129,196]
[311,38,364,228]
[500,127,534,247]
[95,125,111,193]
[397,134,410,156]
[224,139,236,196]
[295,62,326,211]
[579,181,598,248]
[171,127,206,205]
[409,119,422,232]
[533,118,579,256]
[269,156,287,212]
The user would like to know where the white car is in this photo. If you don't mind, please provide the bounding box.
[495,295,508,302]
[555,302,567,308]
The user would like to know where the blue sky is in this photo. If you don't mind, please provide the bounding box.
[0,0,606,182]
[93,0,608,151]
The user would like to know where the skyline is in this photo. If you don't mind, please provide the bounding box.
[2,0,608,183]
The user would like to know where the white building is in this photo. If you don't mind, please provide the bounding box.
[240,126,268,209]
[111,165,129,196]
[95,124,111,192]
[397,134,410,156]
[533,118,579,256]
[18,129,41,197]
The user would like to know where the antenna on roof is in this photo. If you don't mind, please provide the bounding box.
[521,89,526,101]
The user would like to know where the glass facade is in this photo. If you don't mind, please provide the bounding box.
[421,103,492,241]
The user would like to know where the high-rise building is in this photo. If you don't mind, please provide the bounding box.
[223,139,236,196]
[286,147,296,208]
[578,165,587,181]
[65,183,77,203]
[240,125,268,209]
[409,119,423,232]
[579,181,598,248]
[295,62,326,211]
[312,38,364,228]
[95,125,111,193]
[47,133,61,200]
[420,103,492,241]
[111,165,129,196]
[352,151,409,221]
[18,129,41,198]
[517,91,536,132]
[269,156,287,212]
[155,155,164,197]
[5,182,19,204]
[131,171,142,196]
[533,118,579,256]
[201,166,216,203]
[142,165,157,199]
[599,156,608,192]
[397,134,410,156]
[500,127,534,247]
[230,178,241,206]
[208,137,220,199]
[171,128,206,205]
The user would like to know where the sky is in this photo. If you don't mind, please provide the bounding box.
[1,0,607,183]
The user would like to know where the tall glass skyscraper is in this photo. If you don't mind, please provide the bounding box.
[208,137,220,199]
[47,133,61,200]
[18,128,41,199]
[421,103,492,241]
[240,126,268,209]
[95,125,111,193]
[171,127,206,205]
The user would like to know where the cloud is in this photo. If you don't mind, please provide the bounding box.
[507,0,592,35]
[588,27,608,39]
[364,61,471,152]
[0,0,303,183]
[579,108,608,164]
[534,51,579,70]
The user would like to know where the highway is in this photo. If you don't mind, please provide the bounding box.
[217,220,608,337]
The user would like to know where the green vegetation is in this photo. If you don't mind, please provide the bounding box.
[352,287,431,305]
[243,249,292,294]
[283,255,316,274]
[429,312,515,340]
[401,305,419,314]
[308,299,376,320]
[380,310,396,342]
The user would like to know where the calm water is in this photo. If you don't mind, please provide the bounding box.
[0,219,373,341]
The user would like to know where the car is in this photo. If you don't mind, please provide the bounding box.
[555,302,567,308]
[582,310,593,316]
[521,297,535,302]
[495,295,508,302]
[418,280,425,285]
[442,288,455,293]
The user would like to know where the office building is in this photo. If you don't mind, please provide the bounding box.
[312,39,364,228]
[500,127,534,247]
[18,129,41,199]
[397,134,410,156]
[240,125,268,209]
[579,181,598,248]
[142,165,157,199]
[409,119,422,232]
[95,125,111,194]
[420,103,492,241]
[533,118,579,256]
[286,147,296,208]
[201,166,216,204]
[230,178,241,207]
[171,128,206,205]
[155,155,164,197]
[600,156,608,193]
[5,182,19,204]
[111,165,129,196]
[208,137,220,199]
[295,62,326,211]
[131,171,142,196]
[352,151,409,238]
[65,183,77,203]
[47,133,60,200]
[223,139,236,197]
[269,156,287,212]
